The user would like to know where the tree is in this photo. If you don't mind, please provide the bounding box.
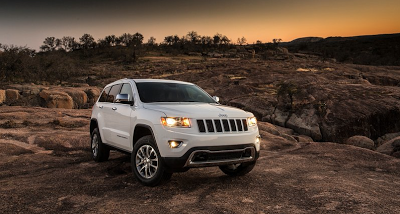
[201,36,212,45]
[147,37,156,45]
[104,35,116,46]
[0,45,36,82]
[44,52,76,84]
[79,33,95,49]
[61,36,77,52]
[273,38,282,46]
[164,36,173,45]
[221,35,231,45]
[187,31,200,44]
[173,35,180,45]
[97,39,108,48]
[132,32,144,46]
[40,37,57,52]
[213,33,222,45]
[237,37,247,45]
[119,33,133,46]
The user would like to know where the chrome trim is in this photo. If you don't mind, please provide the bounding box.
[184,147,255,167]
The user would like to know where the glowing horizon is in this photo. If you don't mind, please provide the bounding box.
[1,0,399,50]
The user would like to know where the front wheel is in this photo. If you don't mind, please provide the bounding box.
[131,135,172,186]
[219,161,256,176]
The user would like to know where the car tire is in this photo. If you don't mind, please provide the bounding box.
[219,161,256,176]
[131,135,172,186]
[91,128,110,162]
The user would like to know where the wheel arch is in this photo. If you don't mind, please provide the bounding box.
[90,118,98,134]
[133,124,156,148]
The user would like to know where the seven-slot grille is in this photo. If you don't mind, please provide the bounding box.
[197,119,248,133]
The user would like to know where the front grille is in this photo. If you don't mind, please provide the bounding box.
[197,118,248,133]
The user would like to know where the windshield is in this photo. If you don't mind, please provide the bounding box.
[136,82,216,103]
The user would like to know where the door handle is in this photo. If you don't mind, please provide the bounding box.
[99,106,103,109]
[112,107,117,110]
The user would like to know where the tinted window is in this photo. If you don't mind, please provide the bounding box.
[99,86,111,102]
[107,84,122,103]
[120,83,134,102]
[136,82,216,103]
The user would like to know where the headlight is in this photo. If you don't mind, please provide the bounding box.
[161,117,191,128]
[247,117,257,127]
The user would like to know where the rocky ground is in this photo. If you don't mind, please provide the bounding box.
[2,55,400,157]
[1,106,400,213]
[1,55,400,213]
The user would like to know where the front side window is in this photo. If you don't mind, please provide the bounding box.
[120,83,134,102]
[107,84,122,103]
[136,82,216,103]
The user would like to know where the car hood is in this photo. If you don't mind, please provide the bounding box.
[143,103,253,118]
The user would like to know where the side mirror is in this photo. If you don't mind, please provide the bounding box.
[115,94,134,105]
[212,96,220,103]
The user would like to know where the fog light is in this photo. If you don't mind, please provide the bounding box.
[255,135,261,144]
[168,140,183,148]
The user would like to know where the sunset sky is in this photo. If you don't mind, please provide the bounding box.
[1,0,399,50]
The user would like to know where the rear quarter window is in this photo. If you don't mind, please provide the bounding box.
[99,86,111,102]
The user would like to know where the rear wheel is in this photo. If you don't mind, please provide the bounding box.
[132,135,172,186]
[219,161,256,176]
[91,128,110,162]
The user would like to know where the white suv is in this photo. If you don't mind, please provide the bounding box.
[90,79,260,186]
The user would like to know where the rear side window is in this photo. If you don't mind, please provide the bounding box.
[99,86,111,102]
[120,83,134,102]
[107,84,122,103]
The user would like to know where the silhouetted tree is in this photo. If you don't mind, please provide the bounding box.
[213,33,222,45]
[147,37,156,45]
[164,36,173,45]
[221,35,231,45]
[237,37,247,45]
[201,36,212,46]
[273,38,282,47]
[187,31,200,44]
[132,32,144,46]
[104,35,116,46]
[40,37,57,52]
[79,33,95,49]
[61,36,77,52]
[173,35,180,45]
[119,33,133,46]
[97,39,108,48]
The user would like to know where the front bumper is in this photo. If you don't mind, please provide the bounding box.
[162,144,260,171]
[153,124,260,158]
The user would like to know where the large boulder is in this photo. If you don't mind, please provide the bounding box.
[270,109,289,127]
[376,132,400,147]
[0,90,5,104]
[345,136,375,150]
[286,108,322,141]
[39,90,74,109]
[63,88,88,109]
[8,84,47,96]
[85,88,101,105]
[5,89,20,102]
[376,137,400,157]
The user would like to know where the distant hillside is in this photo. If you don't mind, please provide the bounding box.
[282,33,400,66]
